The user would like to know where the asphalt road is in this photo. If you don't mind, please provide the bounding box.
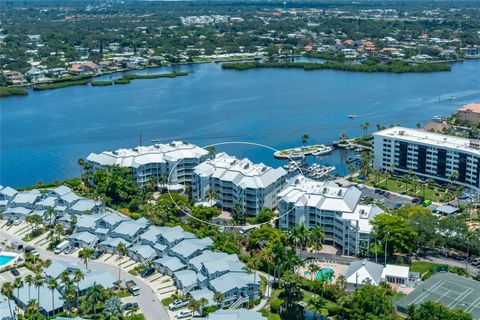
[0,228,169,320]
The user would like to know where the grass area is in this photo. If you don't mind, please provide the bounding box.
[16,177,82,191]
[260,309,282,320]
[113,72,188,85]
[33,80,88,90]
[21,228,47,242]
[0,86,28,97]
[302,290,339,317]
[351,135,373,147]
[359,173,450,202]
[91,80,113,86]
[114,78,130,84]
[411,261,448,280]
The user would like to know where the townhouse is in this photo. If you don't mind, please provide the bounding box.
[86,141,209,190]
[192,152,287,215]
[373,126,480,192]
[278,176,384,256]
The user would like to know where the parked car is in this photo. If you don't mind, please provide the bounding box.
[140,267,155,278]
[357,184,365,190]
[91,250,103,260]
[374,188,381,194]
[5,220,14,226]
[169,299,190,311]
[13,219,22,226]
[31,250,40,257]
[422,200,432,207]
[384,191,391,197]
[394,203,403,210]
[10,269,20,276]
[126,280,140,296]
[411,197,420,203]
[54,240,71,254]
[460,193,470,200]
[122,302,139,310]
[470,258,480,266]
[63,246,75,255]
[176,310,193,319]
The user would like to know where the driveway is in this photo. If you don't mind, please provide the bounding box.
[0,228,170,320]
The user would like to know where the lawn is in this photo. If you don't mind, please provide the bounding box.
[360,173,450,202]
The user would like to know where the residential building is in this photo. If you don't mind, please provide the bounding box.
[373,127,480,192]
[86,141,209,189]
[278,176,383,255]
[192,152,287,215]
[455,103,480,125]
[194,309,267,320]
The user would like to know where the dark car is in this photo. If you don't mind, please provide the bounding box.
[91,250,103,260]
[5,220,14,226]
[10,268,20,276]
[374,189,381,194]
[394,203,402,210]
[122,302,139,310]
[141,267,155,278]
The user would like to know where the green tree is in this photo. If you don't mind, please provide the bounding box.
[371,213,417,261]
[47,278,58,311]
[301,133,310,146]
[311,226,325,253]
[34,274,44,306]
[338,284,395,319]
[407,300,472,320]
[0,282,14,319]
[78,248,94,270]
[213,291,224,308]
[279,271,303,307]
[103,296,123,318]
[116,242,127,282]
[25,274,34,301]
[255,207,275,224]
[231,202,246,225]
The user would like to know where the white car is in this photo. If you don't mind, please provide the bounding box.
[176,310,193,319]
[13,220,22,226]
[169,299,189,310]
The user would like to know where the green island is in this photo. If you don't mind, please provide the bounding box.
[33,79,89,91]
[222,60,452,73]
[0,86,28,97]
[113,72,189,84]
[91,80,113,86]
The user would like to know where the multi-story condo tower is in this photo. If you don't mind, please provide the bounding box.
[278,176,383,256]
[86,141,209,190]
[192,153,287,215]
[373,127,480,192]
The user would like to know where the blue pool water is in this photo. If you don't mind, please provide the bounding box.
[0,255,14,266]
[316,268,334,282]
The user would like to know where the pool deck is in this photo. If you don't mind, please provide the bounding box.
[0,251,21,270]
[298,260,348,283]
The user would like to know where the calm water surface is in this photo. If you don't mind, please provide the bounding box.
[1,59,479,187]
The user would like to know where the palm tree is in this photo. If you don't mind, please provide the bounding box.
[308,263,320,281]
[288,226,301,252]
[187,298,200,316]
[73,269,84,306]
[205,187,219,204]
[87,283,103,316]
[25,300,40,319]
[311,226,325,253]
[116,242,127,282]
[198,298,208,316]
[59,271,70,291]
[336,274,347,292]
[78,248,94,270]
[127,305,139,317]
[47,278,58,311]
[361,122,370,136]
[13,276,23,313]
[25,274,34,301]
[213,291,224,308]
[1,282,14,319]
[34,274,44,305]
[231,202,246,225]
[301,133,310,146]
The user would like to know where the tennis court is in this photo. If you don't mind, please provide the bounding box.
[396,272,480,319]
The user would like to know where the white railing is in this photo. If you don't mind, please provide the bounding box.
[230,295,249,309]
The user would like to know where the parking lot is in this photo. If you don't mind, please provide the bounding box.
[359,185,418,209]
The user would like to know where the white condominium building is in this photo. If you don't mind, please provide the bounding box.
[373,127,480,192]
[86,141,209,189]
[192,153,287,215]
[278,176,383,256]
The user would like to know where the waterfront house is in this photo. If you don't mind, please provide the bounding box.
[0,186,17,202]
[456,103,480,125]
[192,152,287,215]
[69,199,104,214]
[10,191,41,209]
[2,207,31,221]
[86,141,209,189]
[343,260,384,290]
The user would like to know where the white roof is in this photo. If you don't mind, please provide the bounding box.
[194,152,286,189]
[279,175,361,213]
[342,204,384,233]
[374,126,480,156]
[382,264,410,279]
[87,141,208,169]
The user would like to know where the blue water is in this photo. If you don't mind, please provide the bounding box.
[1,59,479,187]
[316,268,334,281]
[0,255,15,266]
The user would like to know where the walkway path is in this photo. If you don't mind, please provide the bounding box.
[0,226,170,320]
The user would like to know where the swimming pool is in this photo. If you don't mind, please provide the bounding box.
[0,255,15,267]
[316,268,334,282]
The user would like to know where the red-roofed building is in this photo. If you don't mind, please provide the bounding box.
[69,62,98,75]
[456,103,480,124]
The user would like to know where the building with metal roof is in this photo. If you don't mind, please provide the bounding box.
[192,152,287,215]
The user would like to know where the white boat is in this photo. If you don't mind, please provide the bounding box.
[312,146,333,156]
[348,114,358,119]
